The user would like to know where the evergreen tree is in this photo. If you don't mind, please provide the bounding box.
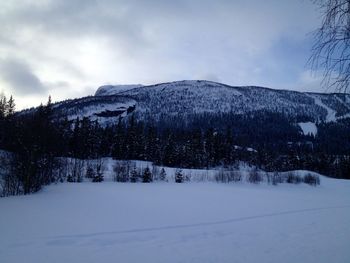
[0,93,6,118]
[6,95,15,116]
[142,167,152,183]
[130,168,138,183]
[175,169,184,183]
[159,168,167,181]
[93,161,104,182]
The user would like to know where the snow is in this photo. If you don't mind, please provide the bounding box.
[1,174,349,263]
[95,84,143,96]
[307,94,337,122]
[298,122,317,136]
[66,99,136,123]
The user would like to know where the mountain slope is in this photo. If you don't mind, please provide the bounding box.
[96,80,350,123]
[21,80,350,124]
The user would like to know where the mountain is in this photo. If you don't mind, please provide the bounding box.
[34,80,350,125]
[95,84,143,96]
[12,80,350,179]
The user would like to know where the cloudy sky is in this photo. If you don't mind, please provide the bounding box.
[0,0,323,109]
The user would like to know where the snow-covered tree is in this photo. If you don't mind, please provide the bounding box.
[130,168,138,183]
[159,168,167,181]
[175,169,184,183]
[142,167,152,183]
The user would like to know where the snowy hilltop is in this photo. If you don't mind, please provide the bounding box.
[25,80,349,125]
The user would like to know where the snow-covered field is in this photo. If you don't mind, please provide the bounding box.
[0,178,349,263]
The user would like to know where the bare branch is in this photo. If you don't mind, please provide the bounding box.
[309,0,350,92]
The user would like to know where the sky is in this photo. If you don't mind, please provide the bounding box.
[0,0,324,110]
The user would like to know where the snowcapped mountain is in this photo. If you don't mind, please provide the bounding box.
[95,84,143,96]
[21,80,350,125]
[113,80,350,122]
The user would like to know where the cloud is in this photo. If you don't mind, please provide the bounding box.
[0,58,46,95]
[0,0,323,109]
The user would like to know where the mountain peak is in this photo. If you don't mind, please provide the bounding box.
[95,84,143,96]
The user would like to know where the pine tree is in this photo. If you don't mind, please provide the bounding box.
[6,95,15,116]
[93,162,104,182]
[142,167,152,183]
[175,169,184,183]
[0,93,6,118]
[130,168,138,183]
[159,168,167,181]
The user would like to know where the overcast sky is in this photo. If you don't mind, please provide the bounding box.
[0,0,323,110]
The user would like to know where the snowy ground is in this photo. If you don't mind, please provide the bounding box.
[298,122,317,136]
[0,178,349,263]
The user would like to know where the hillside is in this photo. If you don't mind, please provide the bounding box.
[25,80,350,125]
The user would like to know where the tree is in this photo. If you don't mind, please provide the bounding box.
[0,93,6,118]
[92,160,104,182]
[130,167,138,183]
[6,95,15,116]
[310,0,350,92]
[159,168,167,181]
[175,169,184,183]
[247,167,262,184]
[85,166,95,179]
[142,166,153,183]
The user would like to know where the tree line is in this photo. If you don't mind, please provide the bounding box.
[0,94,349,196]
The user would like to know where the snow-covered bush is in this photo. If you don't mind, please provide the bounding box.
[130,168,139,183]
[248,168,262,184]
[286,172,302,184]
[175,169,184,183]
[85,167,95,179]
[303,173,320,186]
[159,168,167,181]
[114,161,130,182]
[142,167,153,183]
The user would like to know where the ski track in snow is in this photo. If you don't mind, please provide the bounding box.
[47,204,350,240]
[1,180,350,263]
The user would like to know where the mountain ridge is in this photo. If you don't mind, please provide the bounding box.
[20,80,350,125]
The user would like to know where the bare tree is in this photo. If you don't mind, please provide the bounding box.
[310,0,350,92]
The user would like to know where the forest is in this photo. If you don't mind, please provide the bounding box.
[0,94,349,196]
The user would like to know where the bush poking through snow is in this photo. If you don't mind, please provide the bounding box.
[114,162,130,182]
[130,168,139,183]
[272,171,282,185]
[159,168,167,181]
[142,167,153,183]
[92,173,104,182]
[175,169,184,183]
[248,168,262,184]
[85,167,95,179]
[215,170,242,183]
[92,164,104,183]
[286,172,302,184]
[303,173,320,186]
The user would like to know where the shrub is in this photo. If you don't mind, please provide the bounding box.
[130,168,139,183]
[85,167,95,179]
[175,169,184,183]
[142,167,153,183]
[272,171,281,185]
[159,168,167,181]
[248,168,262,184]
[113,162,130,182]
[286,172,302,184]
[303,173,320,186]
